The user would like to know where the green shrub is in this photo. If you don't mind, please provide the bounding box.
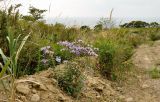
[95,40,116,79]
[54,62,84,97]
[95,40,133,80]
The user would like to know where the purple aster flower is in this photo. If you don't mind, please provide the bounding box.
[57,40,98,57]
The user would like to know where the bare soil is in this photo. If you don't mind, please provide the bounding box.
[0,68,122,102]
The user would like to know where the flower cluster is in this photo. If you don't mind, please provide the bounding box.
[40,46,54,65]
[58,40,98,57]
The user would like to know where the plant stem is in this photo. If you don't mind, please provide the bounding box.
[10,75,15,102]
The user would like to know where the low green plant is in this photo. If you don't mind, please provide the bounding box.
[36,46,55,72]
[54,62,85,97]
[149,67,160,79]
[52,43,73,62]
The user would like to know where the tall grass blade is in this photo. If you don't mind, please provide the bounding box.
[15,34,30,62]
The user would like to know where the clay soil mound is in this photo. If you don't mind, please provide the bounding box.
[0,67,122,102]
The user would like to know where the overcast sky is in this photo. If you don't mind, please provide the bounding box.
[9,0,159,19]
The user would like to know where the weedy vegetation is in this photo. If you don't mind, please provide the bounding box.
[149,67,160,79]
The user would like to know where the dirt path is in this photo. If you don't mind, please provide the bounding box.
[120,41,160,102]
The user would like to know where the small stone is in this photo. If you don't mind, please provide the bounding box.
[96,95,101,99]
[47,85,55,91]
[51,79,58,85]
[20,96,27,102]
[99,80,106,85]
[16,83,30,95]
[119,95,125,100]
[136,75,141,79]
[32,89,37,94]
[58,94,66,102]
[39,84,47,91]
[141,84,149,89]
[94,86,103,93]
[31,94,40,102]
[125,97,133,102]
[117,87,123,93]
[39,68,54,78]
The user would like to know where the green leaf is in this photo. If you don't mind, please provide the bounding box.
[0,49,8,64]
[0,60,10,78]
[6,36,10,44]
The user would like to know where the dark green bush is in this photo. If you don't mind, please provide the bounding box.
[150,32,160,41]
[18,37,55,76]
[94,24,103,32]
[120,21,149,28]
[80,25,91,32]
[149,22,159,28]
[18,42,40,76]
